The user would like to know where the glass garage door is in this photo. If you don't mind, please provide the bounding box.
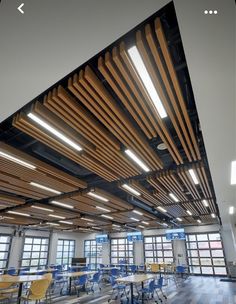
[186,232,227,275]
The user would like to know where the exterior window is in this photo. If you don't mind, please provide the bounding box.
[186,232,227,275]
[0,234,11,269]
[84,240,102,267]
[56,239,75,266]
[110,238,134,264]
[21,237,49,268]
[144,235,174,264]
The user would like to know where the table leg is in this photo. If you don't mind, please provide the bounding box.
[130,282,134,304]
[141,281,144,303]
[68,277,72,295]
[17,282,23,304]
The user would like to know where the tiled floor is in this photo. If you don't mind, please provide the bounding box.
[50,276,236,304]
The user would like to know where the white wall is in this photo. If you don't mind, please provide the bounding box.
[1,223,235,269]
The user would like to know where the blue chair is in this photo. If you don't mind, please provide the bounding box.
[7,267,16,275]
[130,265,137,274]
[19,267,30,275]
[55,272,68,295]
[137,279,155,302]
[111,268,120,278]
[154,275,167,302]
[88,272,101,292]
[108,275,129,303]
[73,274,87,297]
[68,266,77,273]
[81,266,88,272]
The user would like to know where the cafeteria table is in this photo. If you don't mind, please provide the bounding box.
[22,268,58,275]
[116,274,156,304]
[0,274,44,304]
[62,270,96,295]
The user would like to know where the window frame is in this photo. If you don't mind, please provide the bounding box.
[84,239,102,267]
[56,239,75,267]
[21,235,50,269]
[143,235,174,264]
[186,231,227,276]
[0,233,12,269]
[110,237,134,265]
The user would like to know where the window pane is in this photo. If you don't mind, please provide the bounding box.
[211,250,224,257]
[200,258,212,266]
[188,235,196,242]
[198,242,209,249]
[189,242,197,249]
[201,267,213,274]
[208,233,220,241]
[199,250,211,257]
[197,234,208,241]
[214,267,227,275]
[210,241,222,249]
[213,258,225,266]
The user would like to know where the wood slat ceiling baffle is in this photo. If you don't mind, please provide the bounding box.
[199,215,218,224]
[0,193,25,210]
[0,214,40,226]
[0,142,87,199]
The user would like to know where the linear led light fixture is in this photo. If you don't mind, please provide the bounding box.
[96,206,111,213]
[87,192,109,202]
[128,46,167,118]
[231,161,236,185]
[30,182,62,195]
[59,220,73,225]
[229,206,235,215]
[112,224,121,228]
[142,221,149,225]
[157,206,167,213]
[197,219,202,224]
[27,113,82,151]
[51,201,74,209]
[48,214,65,219]
[46,222,60,226]
[124,149,150,172]
[2,216,15,220]
[7,211,30,217]
[121,184,141,196]
[176,217,182,222]
[101,214,114,220]
[202,199,209,207]
[186,210,192,216]
[81,217,94,222]
[169,193,179,202]
[211,213,216,218]
[138,225,145,229]
[0,151,36,170]
[31,205,54,212]
[132,210,143,216]
[162,223,168,227]
[78,227,92,231]
[130,217,139,222]
[188,169,199,185]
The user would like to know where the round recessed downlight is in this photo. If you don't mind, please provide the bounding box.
[157,143,167,151]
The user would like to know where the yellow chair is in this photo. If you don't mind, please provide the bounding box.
[0,274,18,303]
[150,263,160,273]
[21,273,52,304]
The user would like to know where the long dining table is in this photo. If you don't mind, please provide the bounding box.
[62,270,96,295]
[0,274,44,304]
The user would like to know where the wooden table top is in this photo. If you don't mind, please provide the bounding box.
[0,275,44,283]
[22,268,57,275]
[116,274,156,284]
[62,271,96,278]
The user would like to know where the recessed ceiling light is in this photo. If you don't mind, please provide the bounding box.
[7,211,30,217]
[157,206,167,213]
[157,143,167,151]
[202,200,209,207]
[124,149,150,172]
[169,193,179,202]
[0,151,36,170]
[229,206,235,215]
[81,217,94,222]
[142,221,149,225]
[211,213,216,218]
[48,214,65,219]
[31,206,54,212]
[87,192,109,202]
[132,210,143,216]
[59,220,73,225]
[186,210,192,216]
[130,217,139,222]
[121,184,141,196]
[101,214,113,220]
[128,46,167,118]
[231,161,236,185]
[30,182,61,195]
[188,169,199,185]
[176,217,182,222]
[96,206,111,212]
[28,113,82,151]
[51,201,74,209]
